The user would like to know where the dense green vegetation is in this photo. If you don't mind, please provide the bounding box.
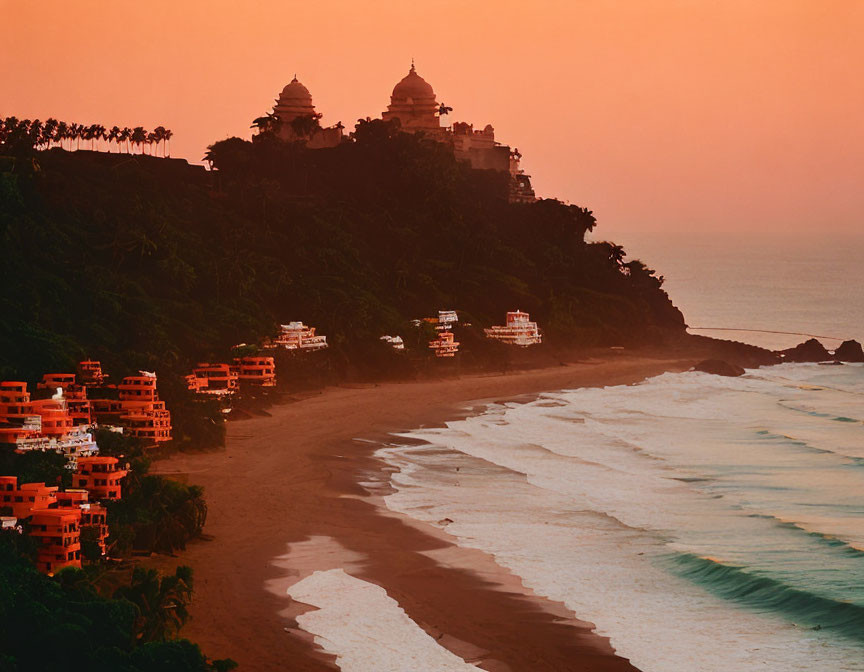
[0,118,683,394]
[0,535,235,671]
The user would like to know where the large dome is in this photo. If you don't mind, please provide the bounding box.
[391,65,436,102]
[279,77,312,104]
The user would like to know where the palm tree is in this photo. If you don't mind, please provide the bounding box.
[120,127,132,153]
[152,126,167,157]
[108,125,121,152]
[114,565,194,642]
[250,114,277,133]
[55,121,68,150]
[163,128,173,157]
[83,124,95,150]
[43,118,59,149]
[602,242,626,268]
[95,124,107,151]
[69,123,83,150]
[27,119,43,149]
[289,113,321,139]
[146,130,158,155]
[131,126,147,154]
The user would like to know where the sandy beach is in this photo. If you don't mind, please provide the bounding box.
[150,354,694,671]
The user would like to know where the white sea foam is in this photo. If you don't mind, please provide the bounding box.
[377,363,864,671]
[287,569,481,672]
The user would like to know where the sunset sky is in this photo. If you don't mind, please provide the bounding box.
[3,0,862,235]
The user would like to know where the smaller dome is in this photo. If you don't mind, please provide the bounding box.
[391,64,436,102]
[279,77,312,104]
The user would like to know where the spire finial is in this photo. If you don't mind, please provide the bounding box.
[410,58,415,72]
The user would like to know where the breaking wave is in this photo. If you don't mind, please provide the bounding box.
[666,553,864,642]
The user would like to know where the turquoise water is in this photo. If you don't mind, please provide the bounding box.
[380,363,864,670]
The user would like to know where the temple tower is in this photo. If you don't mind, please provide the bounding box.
[269,76,343,149]
[273,77,317,124]
[382,64,441,132]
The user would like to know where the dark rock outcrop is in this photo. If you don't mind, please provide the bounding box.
[694,359,746,377]
[780,338,832,363]
[669,333,780,368]
[834,340,864,362]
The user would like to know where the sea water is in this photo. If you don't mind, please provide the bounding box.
[610,231,864,351]
[378,363,864,671]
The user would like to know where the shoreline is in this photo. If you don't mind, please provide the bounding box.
[149,354,695,671]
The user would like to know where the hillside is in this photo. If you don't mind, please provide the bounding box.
[0,121,684,391]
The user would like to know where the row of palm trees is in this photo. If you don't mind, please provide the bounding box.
[0,116,173,156]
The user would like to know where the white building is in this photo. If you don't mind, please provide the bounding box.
[484,310,542,346]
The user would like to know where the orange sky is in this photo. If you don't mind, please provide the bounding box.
[3,0,862,234]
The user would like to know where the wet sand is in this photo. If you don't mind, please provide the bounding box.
[151,355,694,671]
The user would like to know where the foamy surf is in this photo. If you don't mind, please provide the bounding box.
[287,569,482,672]
[377,363,864,671]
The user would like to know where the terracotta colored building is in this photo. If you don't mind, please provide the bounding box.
[94,372,172,443]
[55,489,109,556]
[77,360,106,387]
[37,373,92,425]
[186,362,239,397]
[0,382,98,467]
[0,476,58,519]
[1,475,112,571]
[0,381,40,445]
[29,508,82,574]
[232,356,277,387]
[429,330,460,357]
[72,456,128,501]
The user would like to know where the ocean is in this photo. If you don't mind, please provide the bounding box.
[611,231,864,351]
[377,234,864,671]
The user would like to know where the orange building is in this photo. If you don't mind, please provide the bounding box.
[0,382,98,466]
[78,360,106,387]
[429,330,460,357]
[95,372,173,443]
[37,373,92,425]
[29,508,82,574]
[186,362,239,397]
[27,397,98,466]
[232,356,277,387]
[0,476,111,569]
[0,381,41,445]
[55,489,109,556]
[0,476,59,518]
[72,456,128,501]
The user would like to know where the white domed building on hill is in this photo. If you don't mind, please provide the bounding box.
[381,64,442,133]
[258,65,535,202]
[381,63,535,203]
[267,76,343,149]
